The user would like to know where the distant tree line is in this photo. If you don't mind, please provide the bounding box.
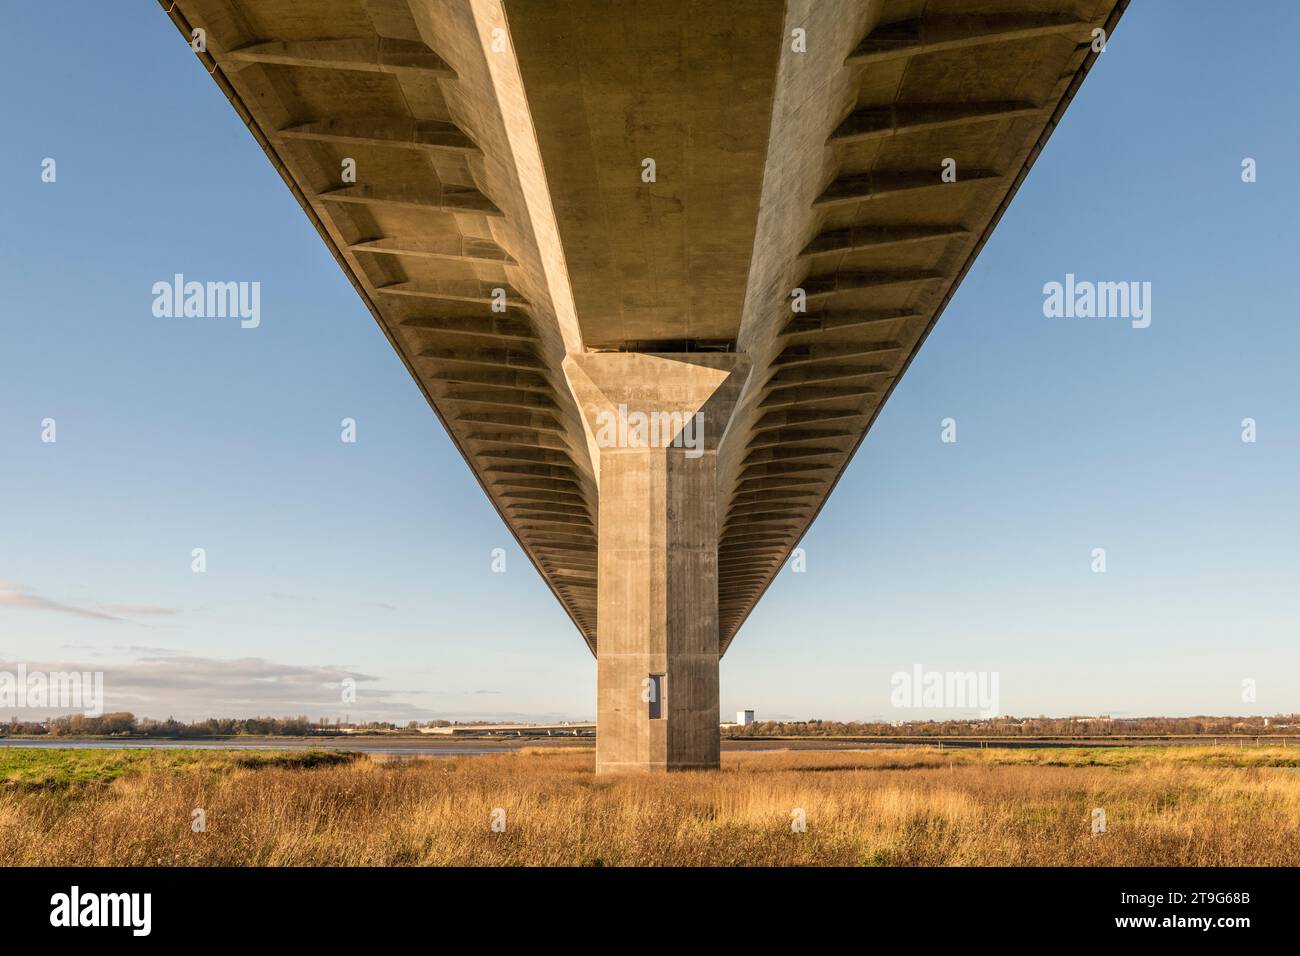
[5,713,342,738]
[6,713,1294,739]
[728,715,1300,738]
[0,714,454,738]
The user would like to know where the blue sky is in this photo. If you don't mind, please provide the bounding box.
[1,2,1297,722]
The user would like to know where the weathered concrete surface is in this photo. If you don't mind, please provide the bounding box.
[566,353,750,771]
[505,0,786,349]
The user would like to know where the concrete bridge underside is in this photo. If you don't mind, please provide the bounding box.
[162,0,1127,771]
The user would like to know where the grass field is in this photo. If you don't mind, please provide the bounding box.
[2,745,1298,865]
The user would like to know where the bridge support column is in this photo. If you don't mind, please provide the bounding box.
[565,352,750,773]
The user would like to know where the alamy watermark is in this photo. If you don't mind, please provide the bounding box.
[152,273,261,329]
[0,664,104,717]
[593,404,704,459]
[890,664,1000,718]
[1042,273,1151,329]
[50,886,150,936]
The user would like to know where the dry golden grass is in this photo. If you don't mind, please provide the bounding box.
[2,745,1299,866]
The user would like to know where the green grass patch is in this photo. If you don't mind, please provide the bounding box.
[231,750,361,770]
[0,747,360,793]
[0,748,215,792]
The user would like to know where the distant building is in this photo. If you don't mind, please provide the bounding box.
[737,710,755,726]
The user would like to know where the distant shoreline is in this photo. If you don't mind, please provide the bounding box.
[1,733,1296,752]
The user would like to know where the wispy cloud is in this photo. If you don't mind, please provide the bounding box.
[269,593,318,604]
[0,653,382,721]
[0,652,585,724]
[0,582,178,625]
[0,581,122,622]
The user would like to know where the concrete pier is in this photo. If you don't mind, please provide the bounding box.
[566,353,749,772]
